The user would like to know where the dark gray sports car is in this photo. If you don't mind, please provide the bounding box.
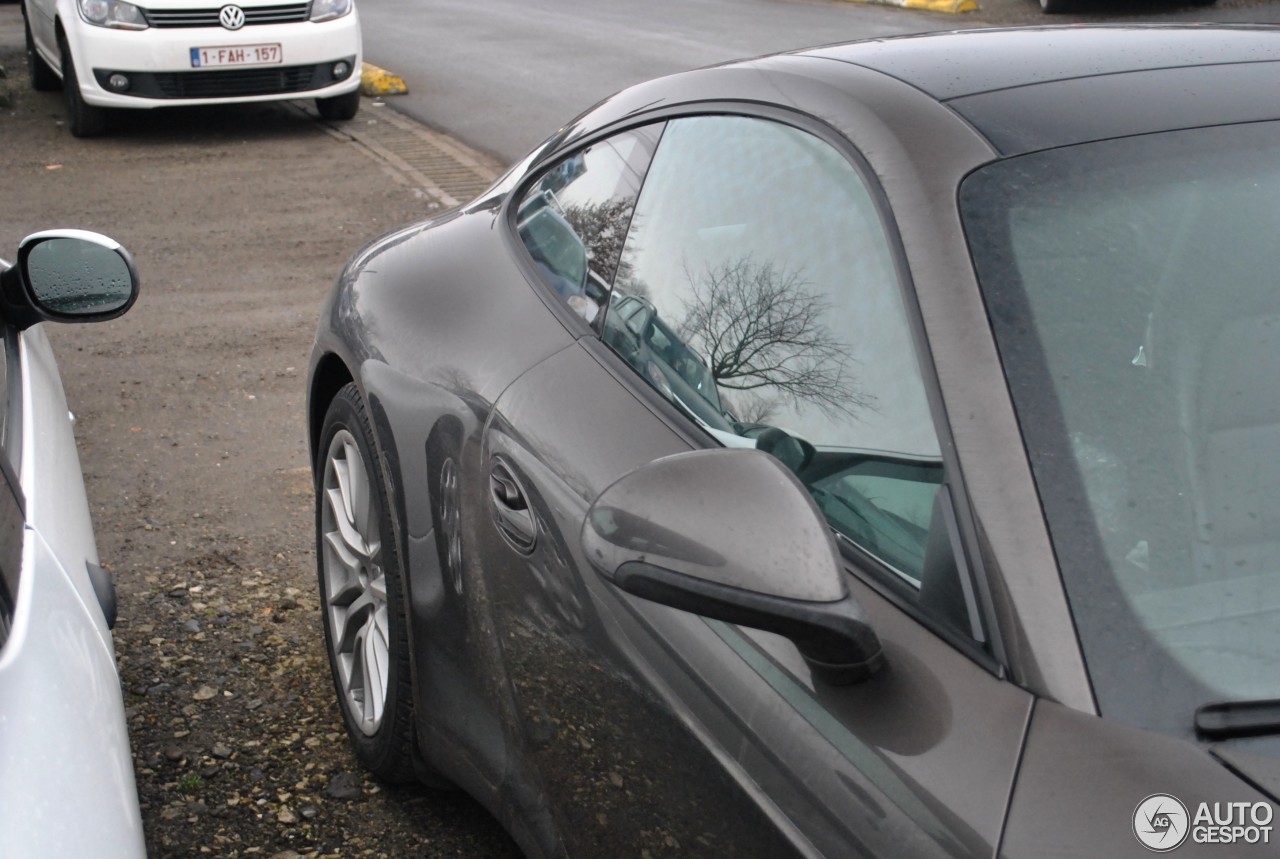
[308,26,1280,858]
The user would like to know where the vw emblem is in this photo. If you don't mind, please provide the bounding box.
[218,5,245,29]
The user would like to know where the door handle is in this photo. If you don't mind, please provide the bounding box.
[490,463,537,553]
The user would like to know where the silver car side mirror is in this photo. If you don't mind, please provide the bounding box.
[1,230,139,329]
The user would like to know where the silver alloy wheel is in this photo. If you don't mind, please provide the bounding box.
[439,457,464,595]
[321,429,389,737]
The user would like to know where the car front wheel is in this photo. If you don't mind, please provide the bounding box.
[316,384,417,783]
[58,34,109,137]
[316,89,360,121]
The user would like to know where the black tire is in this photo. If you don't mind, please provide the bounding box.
[316,383,417,783]
[316,88,360,121]
[1039,0,1073,11]
[24,11,58,92]
[59,35,109,137]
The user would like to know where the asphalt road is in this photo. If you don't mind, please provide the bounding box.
[357,0,928,162]
[357,0,1280,163]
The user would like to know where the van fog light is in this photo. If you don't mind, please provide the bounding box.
[107,73,130,91]
[332,61,351,80]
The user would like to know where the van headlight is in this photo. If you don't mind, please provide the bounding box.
[78,0,148,29]
[311,0,352,22]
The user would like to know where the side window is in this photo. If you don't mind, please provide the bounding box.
[608,116,965,629]
[515,124,664,328]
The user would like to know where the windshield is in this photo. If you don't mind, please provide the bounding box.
[961,121,1280,735]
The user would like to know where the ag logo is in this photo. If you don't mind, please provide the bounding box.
[1134,794,1190,852]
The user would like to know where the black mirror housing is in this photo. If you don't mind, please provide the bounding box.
[613,559,884,684]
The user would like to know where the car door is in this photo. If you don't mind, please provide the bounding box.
[483,113,1033,857]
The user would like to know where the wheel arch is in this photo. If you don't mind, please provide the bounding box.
[30,13,67,77]
[309,352,355,468]
[311,358,416,599]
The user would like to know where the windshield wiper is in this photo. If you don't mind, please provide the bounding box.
[1196,699,1280,740]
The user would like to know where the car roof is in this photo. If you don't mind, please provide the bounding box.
[801,26,1280,100]
[800,25,1280,154]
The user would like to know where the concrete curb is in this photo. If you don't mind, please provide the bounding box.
[842,0,978,12]
[296,98,503,210]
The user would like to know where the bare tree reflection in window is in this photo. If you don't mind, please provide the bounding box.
[677,258,875,422]
[724,391,782,425]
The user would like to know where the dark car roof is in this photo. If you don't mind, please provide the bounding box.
[802,26,1280,154]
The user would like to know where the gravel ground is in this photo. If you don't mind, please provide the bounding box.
[117,544,521,858]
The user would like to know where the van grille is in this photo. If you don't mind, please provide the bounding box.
[144,3,311,28]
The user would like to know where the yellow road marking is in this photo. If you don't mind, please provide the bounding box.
[841,0,978,12]
[360,62,408,96]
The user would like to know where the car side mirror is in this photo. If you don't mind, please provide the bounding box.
[740,424,815,474]
[0,230,139,329]
[582,448,884,685]
[631,304,653,341]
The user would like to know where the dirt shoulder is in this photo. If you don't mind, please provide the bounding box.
[0,21,517,858]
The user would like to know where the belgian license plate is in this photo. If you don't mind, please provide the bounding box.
[190,44,282,68]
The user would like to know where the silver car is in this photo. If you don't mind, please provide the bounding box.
[0,231,144,858]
